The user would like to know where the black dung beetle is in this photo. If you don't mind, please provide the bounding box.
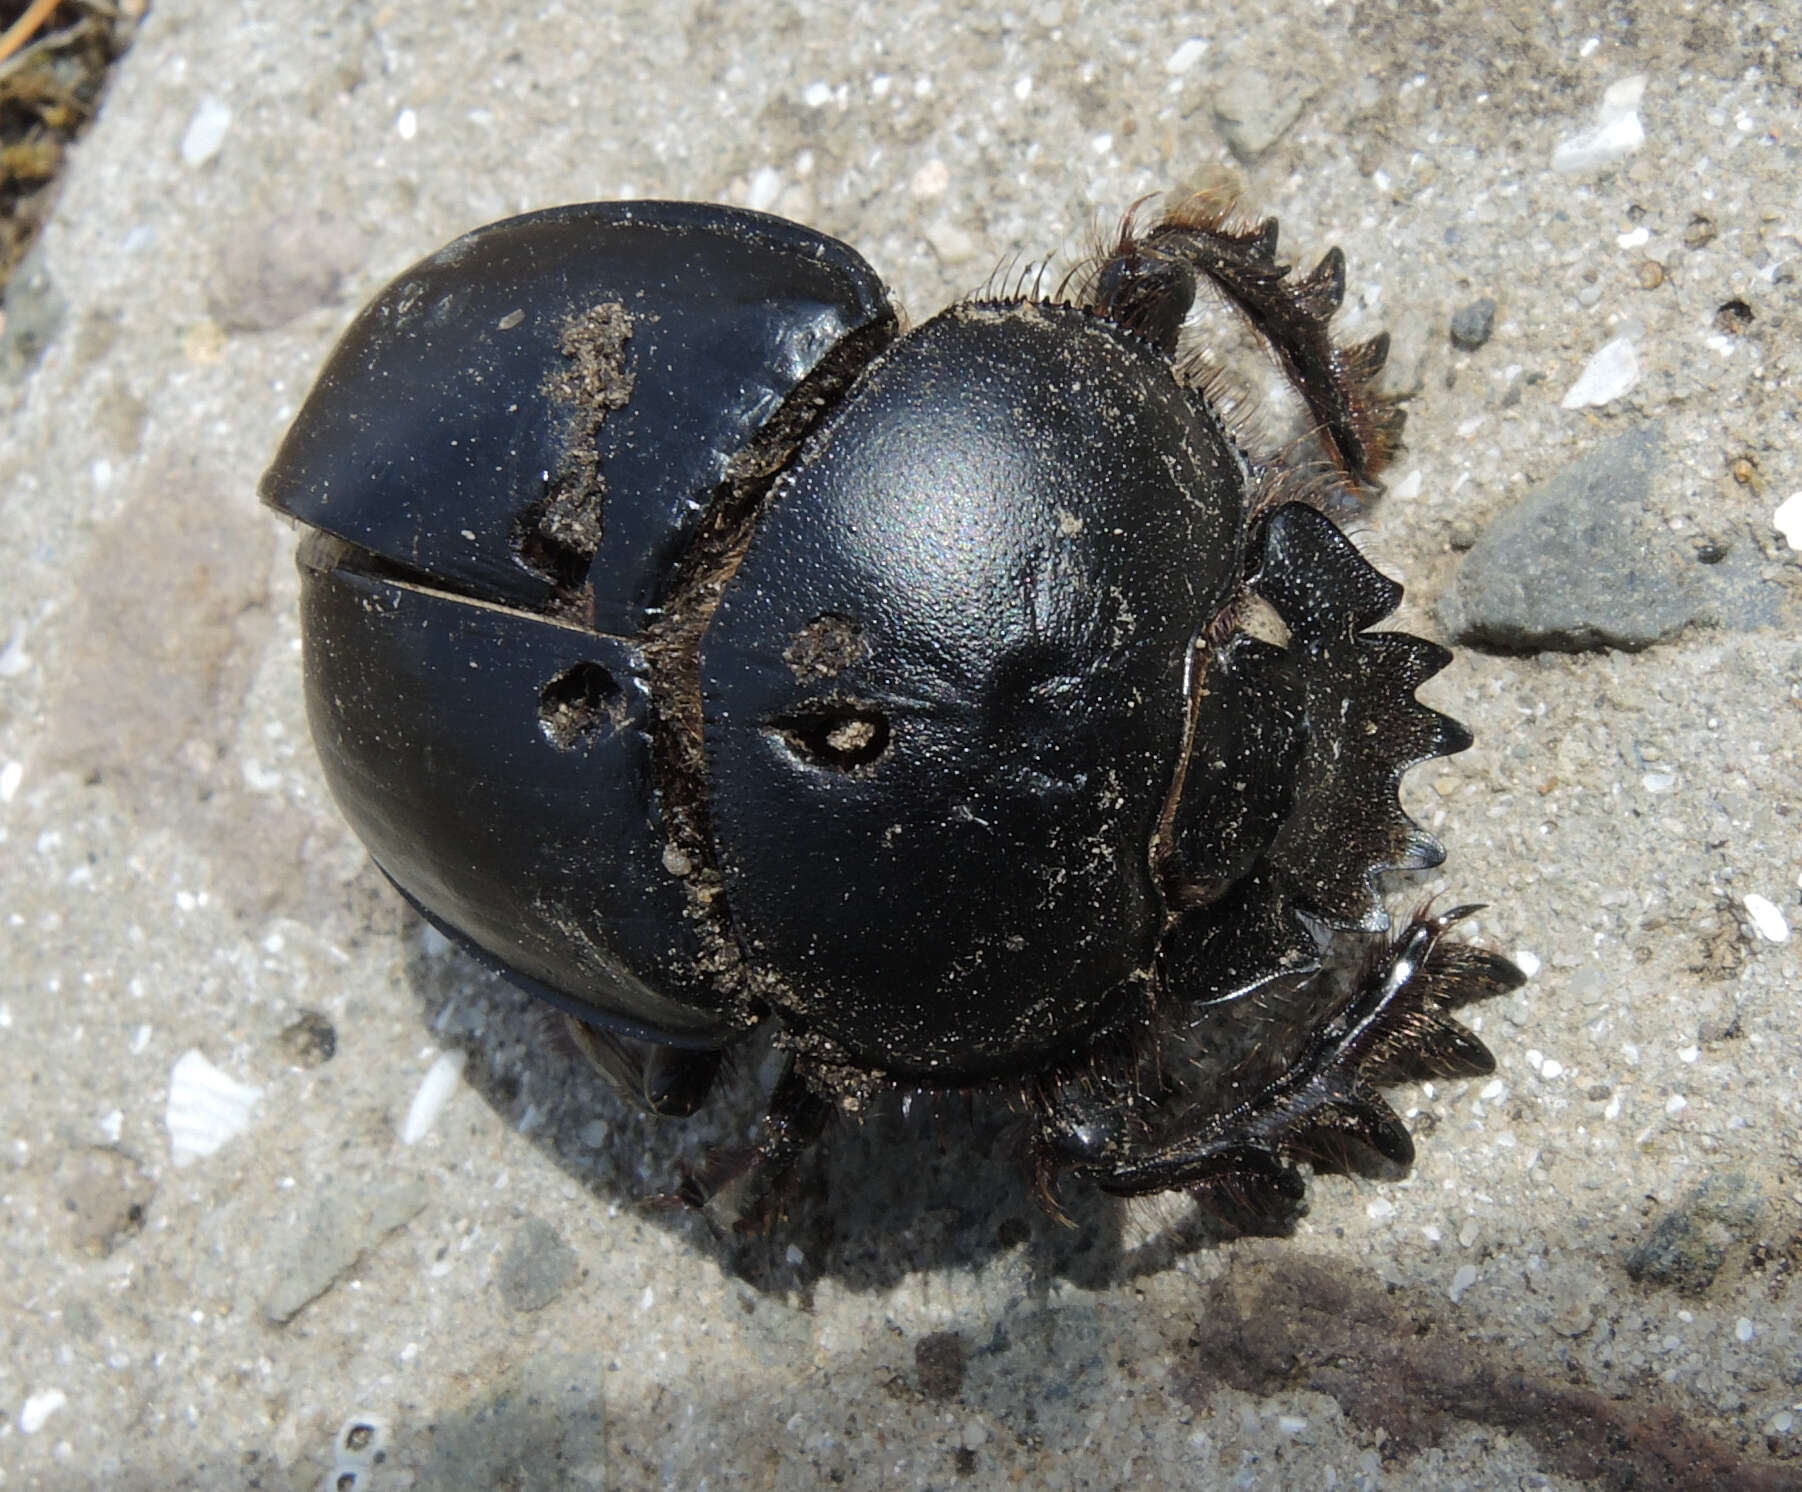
[263,196,1524,1229]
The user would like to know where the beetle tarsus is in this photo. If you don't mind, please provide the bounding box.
[1066,909,1519,1225]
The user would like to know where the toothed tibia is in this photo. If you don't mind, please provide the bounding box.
[265,196,1521,1231]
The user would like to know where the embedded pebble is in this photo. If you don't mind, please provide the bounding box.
[1625,1171,1763,1293]
[165,1049,263,1166]
[1449,297,1496,351]
[57,1145,154,1256]
[1552,74,1647,172]
[924,220,978,263]
[496,1217,578,1312]
[0,621,30,678]
[261,1180,429,1324]
[1773,492,1802,549]
[1742,894,1790,944]
[1441,424,1775,652]
[1449,1263,1479,1303]
[19,1388,67,1434]
[1212,69,1314,164]
[180,97,233,167]
[745,166,784,213]
[1166,38,1208,74]
[1560,336,1640,409]
[401,1049,468,1144]
[209,210,369,331]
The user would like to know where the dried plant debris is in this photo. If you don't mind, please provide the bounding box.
[1,0,142,292]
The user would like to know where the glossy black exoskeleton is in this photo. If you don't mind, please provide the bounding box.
[264,197,1523,1229]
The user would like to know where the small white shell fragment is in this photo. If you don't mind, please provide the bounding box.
[1743,893,1791,944]
[1449,1263,1479,1303]
[1552,74,1647,172]
[1165,38,1208,74]
[1560,337,1639,409]
[1773,492,1802,550]
[0,621,30,678]
[20,1388,67,1433]
[400,1049,468,1144]
[166,1050,263,1166]
[180,96,233,167]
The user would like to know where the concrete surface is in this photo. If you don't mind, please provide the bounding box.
[2,1,1799,1488]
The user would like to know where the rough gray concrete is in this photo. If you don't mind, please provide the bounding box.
[2,2,1799,1489]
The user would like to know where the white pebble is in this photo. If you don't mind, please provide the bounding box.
[1540,1059,1564,1080]
[1552,74,1646,172]
[1449,1263,1479,1303]
[396,108,418,140]
[19,1389,67,1434]
[801,80,834,108]
[1277,1414,1308,1435]
[1678,1045,1699,1064]
[400,1049,468,1144]
[1743,893,1790,943]
[180,96,233,167]
[1513,948,1541,978]
[1560,336,1639,408]
[909,159,950,198]
[745,166,784,213]
[1392,469,1423,500]
[1166,38,1208,74]
[0,621,31,678]
[1617,226,1650,249]
[1736,1317,1755,1342]
[1664,1093,1687,1116]
[166,1050,263,1166]
[0,759,21,803]
[1773,492,1802,550]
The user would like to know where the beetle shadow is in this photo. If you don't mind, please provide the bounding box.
[400,923,1256,1296]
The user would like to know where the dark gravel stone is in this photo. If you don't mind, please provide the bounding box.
[1449,296,1496,351]
[497,1216,578,1312]
[1440,424,1781,652]
[262,1180,430,1324]
[915,1330,968,1400]
[278,1010,337,1066]
[1625,1171,1764,1294]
